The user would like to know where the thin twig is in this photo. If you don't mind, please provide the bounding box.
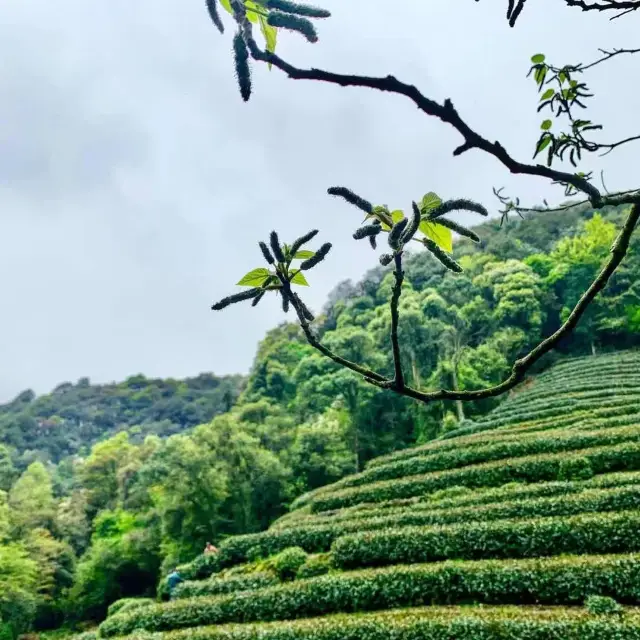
[390,253,405,389]
[279,276,389,385]
[577,47,640,72]
[598,134,640,156]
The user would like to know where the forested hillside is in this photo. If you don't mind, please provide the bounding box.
[0,373,245,465]
[1,201,640,637]
[100,349,640,640]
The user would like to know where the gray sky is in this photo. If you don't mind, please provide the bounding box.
[1,0,638,402]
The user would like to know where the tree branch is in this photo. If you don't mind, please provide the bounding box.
[390,253,405,389]
[564,0,640,16]
[577,47,640,72]
[382,199,640,403]
[278,277,390,385]
[243,39,603,205]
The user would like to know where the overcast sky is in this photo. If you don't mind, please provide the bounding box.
[0,0,638,401]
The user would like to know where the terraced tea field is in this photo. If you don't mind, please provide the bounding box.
[100,350,640,639]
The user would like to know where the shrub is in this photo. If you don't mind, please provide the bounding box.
[107,597,154,618]
[174,573,279,599]
[106,605,640,640]
[177,553,222,581]
[305,425,640,499]
[332,510,640,570]
[585,595,624,616]
[310,441,640,512]
[287,484,640,537]
[296,554,333,579]
[559,457,594,481]
[268,548,308,581]
[98,553,640,637]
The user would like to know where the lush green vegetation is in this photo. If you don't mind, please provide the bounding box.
[1,202,640,638]
[87,345,640,640]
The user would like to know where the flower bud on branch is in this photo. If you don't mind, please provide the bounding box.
[300,242,332,269]
[233,30,252,102]
[388,218,409,250]
[269,231,287,263]
[259,241,275,264]
[212,287,262,310]
[402,202,422,243]
[436,218,481,243]
[267,11,318,42]
[266,0,331,18]
[206,0,225,33]
[427,199,489,220]
[327,187,373,214]
[422,238,463,272]
[290,229,320,255]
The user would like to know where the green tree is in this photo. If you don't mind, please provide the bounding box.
[8,462,55,537]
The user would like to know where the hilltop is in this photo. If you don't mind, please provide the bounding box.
[0,372,244,465]
[99,349,640,639]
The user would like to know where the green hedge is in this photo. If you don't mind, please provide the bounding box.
[286,486,640,542]
[174,573,279,600]
[111,606,640,640]
[332,510,640,570]
[107,598,155,618]
[257,487,640,561]
[307,425,640,497]
[290,472,640,529]
[311,441,640,512]
[99,553,640,636]
[176,553,222,582]
[296,554,333,579]
[367,402,640,471]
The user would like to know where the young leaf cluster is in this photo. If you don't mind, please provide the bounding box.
[211,229,331,321]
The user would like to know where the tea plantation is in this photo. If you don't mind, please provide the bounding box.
[99,350,640,639]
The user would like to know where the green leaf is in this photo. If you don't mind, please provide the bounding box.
[294,250,315,259]
[534,67,547,86]
[535,135,553,154]
[244,0,261,23]
[290,270,309,286]
[541,119,553,131]
[559,72,567,84]
[540,88,555,101]
[237,268,271,287]
[531,54,545,64]
[420,192,442,213]
[220,0,233,14]
[380,209,404,231]
[420,220,453,253]
[259,15,278,63]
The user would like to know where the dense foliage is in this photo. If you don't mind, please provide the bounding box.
[1,204,640,636]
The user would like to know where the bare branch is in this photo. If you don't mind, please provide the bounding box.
[578,47,640,72]
[564,0,640,18]
[377,200,640,404]
[278,277,390,385]
[598,134,640,156]
[390,253,405,389]
[242,39,603,205]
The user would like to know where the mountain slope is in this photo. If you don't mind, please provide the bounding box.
[0,372,244,464]
[99,349,640,639]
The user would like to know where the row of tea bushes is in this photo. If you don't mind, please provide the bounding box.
[332,510,640,569]
[100,553,640,637]
[112,605,640,640]
[310,441,640,512]
[304,425,640,496]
